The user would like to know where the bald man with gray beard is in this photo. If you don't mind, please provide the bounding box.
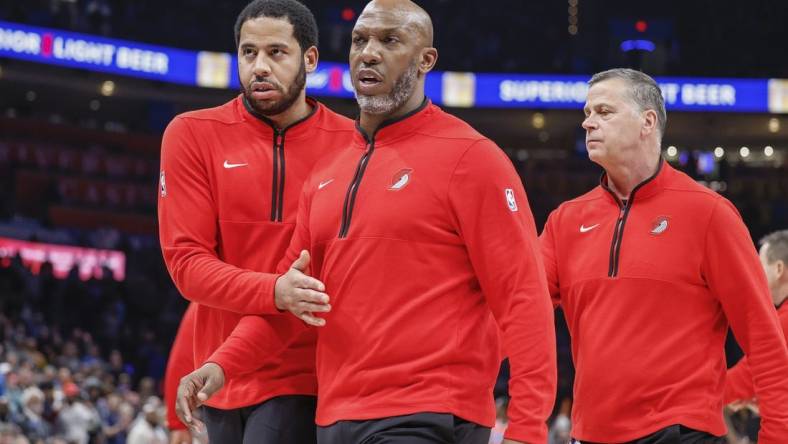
[180,1,557,443]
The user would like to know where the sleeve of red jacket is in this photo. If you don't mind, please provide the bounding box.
[448,139,557,444]
[724,306,788,405]
[164,303,196,431]
[539,210,562,309]
[723,358,756,404]
[701,198,788,443]
[158,116,279,315]
[206,182,314,379]
[206,313,309,379]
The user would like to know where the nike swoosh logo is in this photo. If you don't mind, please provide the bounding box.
[580,223,600,233]
[223,161,248,169]
[318,179,334,190]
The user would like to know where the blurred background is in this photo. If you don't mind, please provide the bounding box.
[0,0,786,443]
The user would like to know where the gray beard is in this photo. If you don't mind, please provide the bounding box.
[355,63,418,115]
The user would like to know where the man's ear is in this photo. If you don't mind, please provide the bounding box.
[418,47,438,75]
[642,109,658,138]
[304,46,319,74]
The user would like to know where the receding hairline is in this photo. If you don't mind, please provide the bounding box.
[589,76,649,109]
[761,229,788,264]
[588,68,667,137]
[358,0,434,46]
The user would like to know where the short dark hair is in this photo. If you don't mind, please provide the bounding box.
[760,229,788,264]
[589,68,667,140]
[234,0,318,53]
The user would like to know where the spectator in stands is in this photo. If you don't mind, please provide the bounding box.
[18,387,49,440]
[100,393,135,444]
[57,381,100,444]
[126,397,167,444]
[0,397,14,423]
[0,422,30,444]
[0,235,193,442]
[37,381,59,431]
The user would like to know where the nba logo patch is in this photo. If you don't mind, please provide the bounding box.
[160,171,167,197]
[505,188,518,212]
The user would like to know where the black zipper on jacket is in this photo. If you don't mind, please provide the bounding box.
[337,98,429,238]
[270,131,285,222]
[242,96,317,223]
[607,200,627,277]
[603,160,663,277]
[338,140,374,238]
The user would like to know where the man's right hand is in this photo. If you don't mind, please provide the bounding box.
[176,363,225,434]
[275,250,331,326]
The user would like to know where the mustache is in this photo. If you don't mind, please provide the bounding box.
[356,65,383,75]
[249,77,283,92]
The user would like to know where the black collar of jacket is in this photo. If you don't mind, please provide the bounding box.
[354,96,430,144]
[599,157,665,207]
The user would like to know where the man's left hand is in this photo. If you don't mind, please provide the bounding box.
[175,363,225,434]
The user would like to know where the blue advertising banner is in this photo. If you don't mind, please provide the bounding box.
[656,77,768,112]
[0,20,199,85]
[0,20,782,113]
[471,73,769,112]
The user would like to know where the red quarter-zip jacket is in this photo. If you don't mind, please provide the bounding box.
[164,303,196,431]
[540,161,788,443]
[724,301,788,404]
[158,95,354,409]
[210,100,557,443]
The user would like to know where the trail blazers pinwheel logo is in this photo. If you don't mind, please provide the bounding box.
[389,169,413,191]
[650,216,669,235]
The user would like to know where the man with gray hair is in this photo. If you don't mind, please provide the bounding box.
[540,68,788,443]
[724,229,788,406]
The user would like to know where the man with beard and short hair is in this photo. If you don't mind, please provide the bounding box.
[182,1,558,443]
[158,0,354,442]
